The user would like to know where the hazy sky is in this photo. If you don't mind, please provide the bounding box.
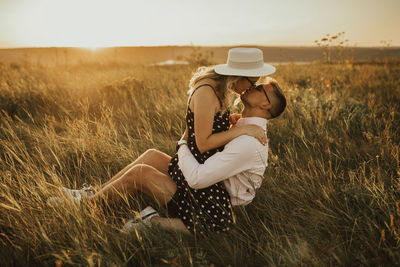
[0,0,399,47]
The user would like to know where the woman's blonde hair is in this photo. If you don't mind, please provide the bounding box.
[187,66,243,111]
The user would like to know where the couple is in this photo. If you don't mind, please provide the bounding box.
[48,48,287,236]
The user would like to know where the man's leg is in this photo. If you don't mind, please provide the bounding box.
[100,149,171,189]
[150,217,191,235]
[89,163,176,206]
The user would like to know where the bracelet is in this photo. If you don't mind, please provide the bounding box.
[176,140,187,151]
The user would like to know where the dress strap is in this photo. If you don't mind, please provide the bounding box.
[187,84,223,108]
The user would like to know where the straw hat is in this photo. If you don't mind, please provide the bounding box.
[215,48,275,77]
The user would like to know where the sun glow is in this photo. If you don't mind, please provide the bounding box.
[86,46,99,52]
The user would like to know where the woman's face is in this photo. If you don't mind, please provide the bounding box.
[233,77,260,94]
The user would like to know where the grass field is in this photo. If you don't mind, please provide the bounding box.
[0,59,399,266]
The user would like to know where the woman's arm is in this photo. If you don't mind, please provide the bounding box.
[191,86,266,153]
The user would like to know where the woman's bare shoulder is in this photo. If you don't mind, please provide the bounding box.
[192,78,218,90]
[191,78,219,97]
[189,79,220,110]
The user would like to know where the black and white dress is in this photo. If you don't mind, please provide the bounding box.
[167,84,234,235]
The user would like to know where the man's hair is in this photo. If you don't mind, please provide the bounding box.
[269,81,287,119]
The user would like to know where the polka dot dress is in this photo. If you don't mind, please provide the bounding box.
[167,107,235,236]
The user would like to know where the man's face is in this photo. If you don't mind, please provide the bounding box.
[234,77,259,94]
[241,82,275,110]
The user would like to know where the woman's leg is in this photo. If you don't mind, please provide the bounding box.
[89,163,177,206]
[100,149,171,189]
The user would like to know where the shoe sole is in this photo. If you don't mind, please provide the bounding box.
[134,206,158,221]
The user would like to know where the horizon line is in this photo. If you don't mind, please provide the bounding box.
[1,44,400,49]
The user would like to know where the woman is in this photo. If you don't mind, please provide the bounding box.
[164,48,276,235]
[48,48,276,235]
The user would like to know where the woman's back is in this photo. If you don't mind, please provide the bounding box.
[185,82,230,163]
[167,82,234,234]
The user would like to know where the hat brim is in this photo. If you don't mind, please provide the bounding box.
[214,63,276,77]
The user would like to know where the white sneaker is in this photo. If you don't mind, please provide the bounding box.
[47,183,95,206]
[122,206,160,233]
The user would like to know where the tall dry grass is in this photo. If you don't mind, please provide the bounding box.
[0,60,399,266]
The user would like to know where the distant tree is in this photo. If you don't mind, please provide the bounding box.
[380,40,392,63]
[178,45,214,67]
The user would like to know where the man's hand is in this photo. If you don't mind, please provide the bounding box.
[229,113,242,128]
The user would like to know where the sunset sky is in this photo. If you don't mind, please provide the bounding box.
[0,0,399,48]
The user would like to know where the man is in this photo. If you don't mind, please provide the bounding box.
[48,78,286,235]
[177,78,286,207]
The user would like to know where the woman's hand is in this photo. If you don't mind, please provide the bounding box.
[236,124,267,145]
[229,113,242,128]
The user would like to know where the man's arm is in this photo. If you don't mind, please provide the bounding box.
[177,136,258,189]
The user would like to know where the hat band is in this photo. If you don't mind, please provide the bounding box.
[227,60,264,70]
